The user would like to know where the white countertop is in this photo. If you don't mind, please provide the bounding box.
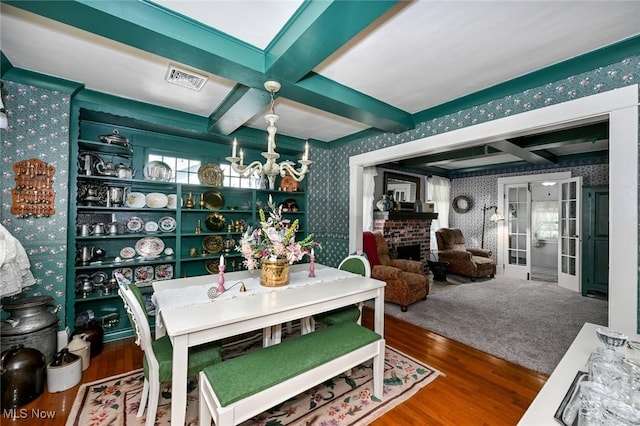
[518,322,640,425]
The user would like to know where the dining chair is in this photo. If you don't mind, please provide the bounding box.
[115,274,223,426]
[312,255,370,326]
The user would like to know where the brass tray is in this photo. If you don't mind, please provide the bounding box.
[202,235,223,254]
[205,259,220,274]
[198,163,223,186]
[203,190,225,210]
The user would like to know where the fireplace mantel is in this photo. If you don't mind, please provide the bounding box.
[373,211,438,221]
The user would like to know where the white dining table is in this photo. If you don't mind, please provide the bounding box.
[152,263,386,426]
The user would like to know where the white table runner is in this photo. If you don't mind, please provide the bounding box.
[152,267,355,315]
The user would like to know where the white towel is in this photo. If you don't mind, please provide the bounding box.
[0,224,36,297]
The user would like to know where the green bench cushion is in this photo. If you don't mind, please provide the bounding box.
[313,305,361,325]
[202,321,381,407]
[144,336,223,382]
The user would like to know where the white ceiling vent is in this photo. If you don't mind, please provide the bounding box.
[165,65,208,91]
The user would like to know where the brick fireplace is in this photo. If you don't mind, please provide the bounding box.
[373,211,438,268]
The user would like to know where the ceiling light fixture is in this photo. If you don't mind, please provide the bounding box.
[226,81,312,190]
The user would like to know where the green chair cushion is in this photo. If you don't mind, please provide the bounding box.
[313,305,361,325]
[202,321,381,407]
[339,257,368,276]
[144,336,223,382]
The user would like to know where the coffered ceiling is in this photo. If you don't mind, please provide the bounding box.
[1,1,639,173]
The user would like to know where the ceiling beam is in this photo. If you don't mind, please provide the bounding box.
[400,146,503,167]
[487,140,555,165]
[208,84,270,135]
[265,0,397,82]
[510,122,609,150]
[7,0,413,136]
[288,72,414,133]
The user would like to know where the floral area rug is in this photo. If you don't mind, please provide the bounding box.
[65,344,441,426]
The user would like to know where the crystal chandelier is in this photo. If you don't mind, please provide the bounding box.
[226,81,312,190]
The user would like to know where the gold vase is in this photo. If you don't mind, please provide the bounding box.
[260,258,290,287]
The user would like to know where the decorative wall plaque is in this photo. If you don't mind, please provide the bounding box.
[11,158,56,218]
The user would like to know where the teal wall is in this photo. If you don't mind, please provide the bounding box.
[1,54,639,332]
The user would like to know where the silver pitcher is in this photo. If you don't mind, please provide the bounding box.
[107,186,127,207]
[91,223,106,236]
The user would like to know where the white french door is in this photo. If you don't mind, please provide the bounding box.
[503,183,530,280]
[558,177,582,292]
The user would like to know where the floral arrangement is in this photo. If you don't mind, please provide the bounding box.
[238,195,319,271]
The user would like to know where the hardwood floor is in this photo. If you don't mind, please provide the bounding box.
[2,307,547,425]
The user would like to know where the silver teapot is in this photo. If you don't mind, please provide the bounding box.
[116,164,135,179]
[95,161,119,177]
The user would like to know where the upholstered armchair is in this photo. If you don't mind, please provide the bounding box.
[435,228,496,280]
[363,231,429,312]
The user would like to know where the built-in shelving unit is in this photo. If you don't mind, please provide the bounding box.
[67,126,307,342]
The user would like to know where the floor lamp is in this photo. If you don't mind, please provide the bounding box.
[481,204,504,248]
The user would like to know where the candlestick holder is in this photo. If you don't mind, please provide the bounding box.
[308,254,316,278]
[217,264,226,293]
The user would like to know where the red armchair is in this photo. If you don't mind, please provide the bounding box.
[363,231,429,312]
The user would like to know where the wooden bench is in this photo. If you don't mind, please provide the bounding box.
[198,321,385,426]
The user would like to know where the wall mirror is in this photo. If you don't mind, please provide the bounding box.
[383,172,421,203]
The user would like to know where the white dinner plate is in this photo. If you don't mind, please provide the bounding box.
[126,192,146,208]
[146,192,168,208]
[144,221,159,233]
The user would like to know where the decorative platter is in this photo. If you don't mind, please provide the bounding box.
[135,236,165,258]
[119,246,136,259]
[112,267,133,283]
[143,160,172,182]
[167,194,181,209]
[135,265,154,283]
[202,235,223,254]
[144,221,159,233]
[203,190,225,210]
[155,264,174,280]
[158,216,176,232]
[126,192,146,208]
[198,163,223,186]
[124,216,145,233]
[204,259,220,274]
[146,192,168,208]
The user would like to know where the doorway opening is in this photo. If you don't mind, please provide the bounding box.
[349,85,638,333]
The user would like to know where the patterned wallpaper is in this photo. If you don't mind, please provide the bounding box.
[1,54,638,332]
[0,81,71,326]
[310,55,639,267]
[449,160,609,257]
